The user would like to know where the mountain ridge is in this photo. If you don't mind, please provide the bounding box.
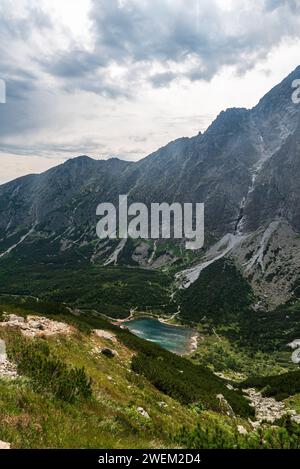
[1,65,300,313]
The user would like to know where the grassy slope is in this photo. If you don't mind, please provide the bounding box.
[0,309,194,448]
[1,300,300,449]
[0,299,251,449]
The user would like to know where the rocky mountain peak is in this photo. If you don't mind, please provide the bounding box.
[1,66,300,309]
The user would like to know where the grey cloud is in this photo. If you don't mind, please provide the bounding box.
[1,0,300,165]
[0,79,56,138]
[149,72,178,88]
[0,139,106,158]
[43,51,103,79]
[0,1,54,135]
[5,78,37,100]
[37,0,300,97]
[263,0,300,12]
[0,1,51,41]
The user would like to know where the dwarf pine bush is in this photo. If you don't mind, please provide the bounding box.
[173,416,300,449]
[6,332,92,403]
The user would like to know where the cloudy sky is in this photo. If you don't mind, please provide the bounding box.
[0,0,300,184]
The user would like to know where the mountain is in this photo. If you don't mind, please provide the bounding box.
[1,66,300,315]
[2,68,300,451]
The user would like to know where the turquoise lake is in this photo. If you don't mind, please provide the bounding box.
[123,317,195,355]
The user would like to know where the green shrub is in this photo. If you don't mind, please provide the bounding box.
[6,333,92,403]
[240,370,300,400]
[177,259,254,323]
[117,329,253,417]
[173,416,300,449]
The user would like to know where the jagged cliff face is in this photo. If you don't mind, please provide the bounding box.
[1,66,300,310]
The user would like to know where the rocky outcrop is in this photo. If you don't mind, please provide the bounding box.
[137,407,150,419]
[0,441,11,449]
[216,394,235,417]
[93,330,116,341]
[0,339,17,379]
[0,315,74,338]
[0,360,18,379]
[237,425,248,435]
[233,220,300,308]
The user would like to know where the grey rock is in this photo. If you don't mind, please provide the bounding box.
[0,441,11,449]
[137,407,150,419]
[7,314,25,323]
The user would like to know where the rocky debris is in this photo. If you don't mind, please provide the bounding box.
[93,329,116,341]
[0,440,11,449]
[132,242,151,267]
[237,425,248,435]
[243,388,284,422]
[0,315,74,338]
[216,394,235,417]
[0,339,17,379]
[6,314,25,323]
[285,409,300,424]
[0,360,18,379]
[151,253,179,269]
[248,419,261,430]
[137,407,150,419]
[100,348,116,358]
[234,221,300,309]
[243,388,300,424]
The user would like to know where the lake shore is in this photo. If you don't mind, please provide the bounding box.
[112,310,181,328]
[183,331,199,356]
[114,313,199,356]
